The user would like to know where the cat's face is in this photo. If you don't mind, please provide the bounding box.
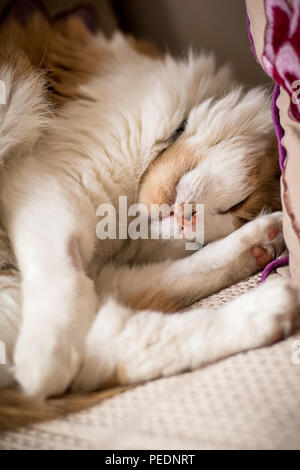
[139,88,281,245]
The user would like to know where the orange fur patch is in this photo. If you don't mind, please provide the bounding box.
[123,285,193,313]
[139,141,199,212]
[0,14,161,108]
[0,13,111,106]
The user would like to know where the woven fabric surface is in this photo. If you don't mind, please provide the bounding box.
[1,273,300,450]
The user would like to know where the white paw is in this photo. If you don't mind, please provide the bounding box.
[14,274,98,398]
[249,278,298,346]
[14,325,82,398]
[224,277,299,350]
[243,211,283,253]
[235,212,284,276]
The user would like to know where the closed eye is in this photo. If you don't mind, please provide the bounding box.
[167,119,188,144]
[219,196,250,215]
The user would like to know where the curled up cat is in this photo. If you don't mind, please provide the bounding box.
[0,12,298,428]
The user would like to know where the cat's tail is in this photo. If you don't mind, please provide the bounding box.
[0,49,50,167]
[0,385,132,433]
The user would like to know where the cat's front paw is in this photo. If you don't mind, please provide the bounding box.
[14,274,99,398]
[243,212,283,257]
[236,212,284,275]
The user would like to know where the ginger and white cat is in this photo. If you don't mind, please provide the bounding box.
[0,11,298,407]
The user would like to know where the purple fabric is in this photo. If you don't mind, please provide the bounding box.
[261,3,293,278]
[261,255,289,281]
[271,84,287,172]
[260,84,290,281]
[261,84,289,281]
[262,0,300,122]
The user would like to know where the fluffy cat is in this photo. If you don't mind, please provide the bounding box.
[0,12,298,426]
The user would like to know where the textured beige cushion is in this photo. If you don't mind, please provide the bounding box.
[1,274,299,450]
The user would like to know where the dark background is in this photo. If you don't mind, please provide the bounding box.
[0,0,270,87]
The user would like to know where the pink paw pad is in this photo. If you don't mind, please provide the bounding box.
[251,246,273,268]
[267,226,279,241]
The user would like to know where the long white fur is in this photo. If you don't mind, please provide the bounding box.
[0,32,298,397]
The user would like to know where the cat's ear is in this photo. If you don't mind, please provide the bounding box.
[0,0,50,27]
[53,11,94,38]
[54,7,98,34]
